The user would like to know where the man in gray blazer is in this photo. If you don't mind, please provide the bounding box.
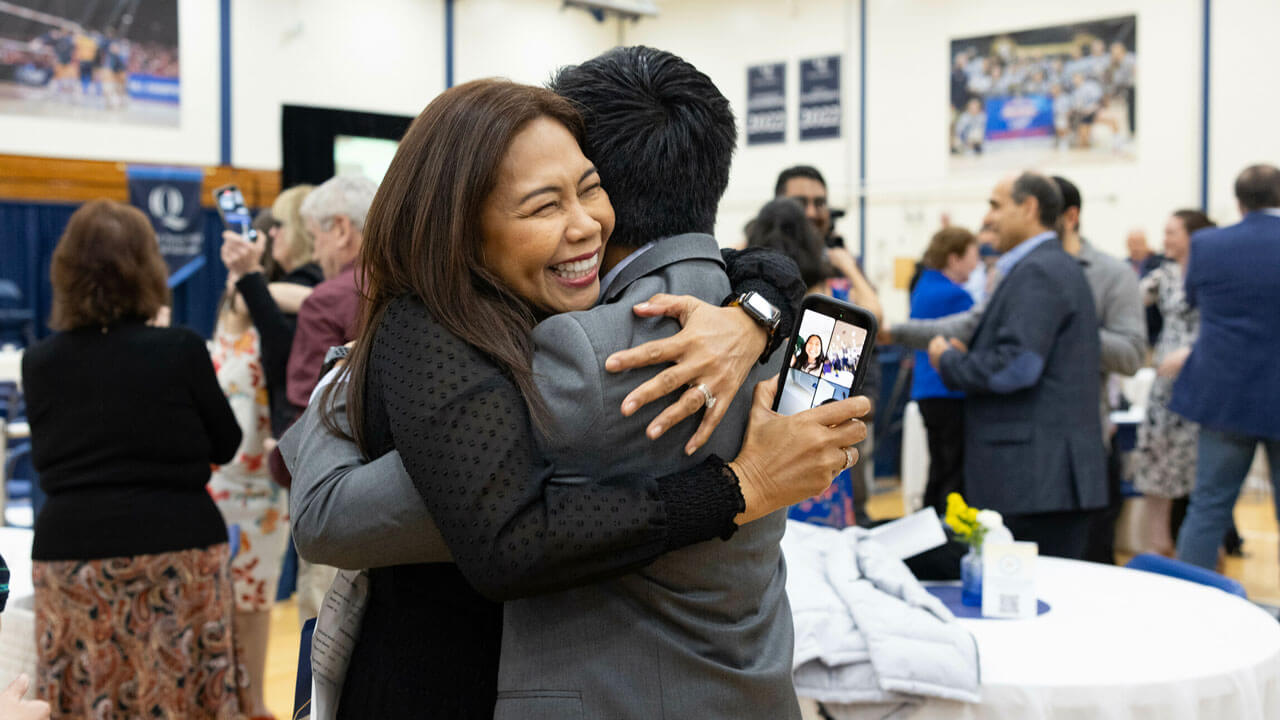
[285,47,844,719]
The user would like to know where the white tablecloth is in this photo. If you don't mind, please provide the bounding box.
[801,557,1280,719]
[0,528,36,698]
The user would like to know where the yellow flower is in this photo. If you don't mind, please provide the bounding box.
[944,493,985,543]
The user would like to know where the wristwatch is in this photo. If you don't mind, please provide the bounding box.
[726,291,783,364]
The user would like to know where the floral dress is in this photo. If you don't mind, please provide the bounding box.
[208,324,290,612]
[1133,262,1200,498]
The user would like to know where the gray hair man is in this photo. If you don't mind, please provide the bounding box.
[299,175,377,280]
[288,174,378,624]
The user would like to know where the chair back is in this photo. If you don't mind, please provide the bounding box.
[1125,552,1247,598]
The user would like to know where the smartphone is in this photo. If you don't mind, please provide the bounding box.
[772,295,878,415]
[213,184,257,241]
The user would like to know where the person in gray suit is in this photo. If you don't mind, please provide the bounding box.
[286,51,870,719]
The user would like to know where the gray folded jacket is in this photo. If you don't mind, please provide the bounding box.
[781,520,981,718]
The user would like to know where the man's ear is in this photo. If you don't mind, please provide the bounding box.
[1062,206,1079,233]
[334,215,354,248]
[1020,196,1039,228]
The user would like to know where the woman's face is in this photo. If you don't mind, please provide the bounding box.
[269,222,290,268]
[481,116,614,314]
[805,335,823,361]
[1163,215,1190,262]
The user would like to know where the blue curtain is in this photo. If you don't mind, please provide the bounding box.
[0,200,232,341]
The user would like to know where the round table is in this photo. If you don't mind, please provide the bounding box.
[907,557,1280,719]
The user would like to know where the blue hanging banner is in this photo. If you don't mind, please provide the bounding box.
[746,62,786,145]
[126,166,206,287]
[799,55,842,140]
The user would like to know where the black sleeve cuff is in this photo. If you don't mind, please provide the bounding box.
[721,248,806,362]
[656,455,745,549]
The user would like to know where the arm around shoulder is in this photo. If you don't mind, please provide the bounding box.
[283,383,453,570]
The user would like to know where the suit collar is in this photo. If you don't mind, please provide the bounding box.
[600,233,724,304]
[972,239,1060,339]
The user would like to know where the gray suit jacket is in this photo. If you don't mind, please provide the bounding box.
[497,234,795,720]
[283,234,797,720]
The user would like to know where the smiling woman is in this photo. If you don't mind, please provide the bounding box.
[480,116,614,313]
[303,74,873,719]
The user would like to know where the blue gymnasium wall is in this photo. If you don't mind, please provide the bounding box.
[1,201,231,342]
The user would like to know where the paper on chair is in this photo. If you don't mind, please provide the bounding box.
[866,508,948,560]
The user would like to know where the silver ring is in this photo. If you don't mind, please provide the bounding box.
[695,383,716,410]
[842,447,855,471]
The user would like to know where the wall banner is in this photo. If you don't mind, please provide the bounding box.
[799,55,841,140]
[746,62,786,145]
[127,165,205,287]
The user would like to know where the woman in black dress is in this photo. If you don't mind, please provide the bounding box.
[324,79,867,718]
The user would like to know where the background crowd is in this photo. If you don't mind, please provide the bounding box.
[0,42,1276,719]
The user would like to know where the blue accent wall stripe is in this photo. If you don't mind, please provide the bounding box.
[857,0,867,260]
[219,0,232,165]
[445,0,455,89]
[1200,0,1211,212]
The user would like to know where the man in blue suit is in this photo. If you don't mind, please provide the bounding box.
[928,172,1107,559]
[1172,164,1280,569]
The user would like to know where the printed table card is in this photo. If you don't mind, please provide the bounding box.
[982,541,1038,619]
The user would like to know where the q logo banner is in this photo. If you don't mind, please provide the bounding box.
[148,184,190,232]
[127,166,205,285]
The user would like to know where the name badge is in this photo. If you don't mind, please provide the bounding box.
[981,541,1038,619]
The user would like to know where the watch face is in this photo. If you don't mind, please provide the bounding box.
[745,293,780,323]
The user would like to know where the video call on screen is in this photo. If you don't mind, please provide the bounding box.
[777,309,868,416]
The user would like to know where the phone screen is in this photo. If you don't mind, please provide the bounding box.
[775,299,875,416]
[214,185,254,237]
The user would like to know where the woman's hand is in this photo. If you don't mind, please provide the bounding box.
[604,294,768,456]
[0,675,50,720]
[729,379,870,525]
[220,230,265,282]
[1157,346,1192,378]
[827,247,884,325]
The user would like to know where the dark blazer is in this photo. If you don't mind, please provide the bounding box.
[1171,212,1280,440]
[939,239,1107,516]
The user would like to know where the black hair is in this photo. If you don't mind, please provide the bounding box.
[1012,172,1064,229]
[1051,175,1081,212]
[775,165,827,197]
[1172,209,1216,235]
[746,197,833,288]
[1234,164,1280,212]
[796,333,826,371]
[549,46,736,247]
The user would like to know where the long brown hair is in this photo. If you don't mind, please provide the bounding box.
[325,79,586,454]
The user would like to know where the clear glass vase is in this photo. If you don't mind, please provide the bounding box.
[960,545,983,607]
